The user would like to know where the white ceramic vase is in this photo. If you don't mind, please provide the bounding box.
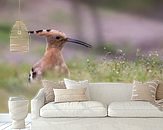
[8,97,29,129]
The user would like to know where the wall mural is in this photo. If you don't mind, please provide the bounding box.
[1,0,163,113]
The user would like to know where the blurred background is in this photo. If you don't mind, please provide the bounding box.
[0,0,163,112]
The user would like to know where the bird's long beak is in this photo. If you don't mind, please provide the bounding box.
[67,38,92,48]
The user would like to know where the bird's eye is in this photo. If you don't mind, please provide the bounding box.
[56,36,61,40]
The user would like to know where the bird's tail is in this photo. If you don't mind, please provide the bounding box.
[28,67,37,83]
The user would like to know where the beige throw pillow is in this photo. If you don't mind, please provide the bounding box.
[42,80,66,103]
[156,81,163,100]
[131,80,159,102]
[53,88,88,103]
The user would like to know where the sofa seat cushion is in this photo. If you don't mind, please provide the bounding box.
[40,101,107,117]
[108,101,163,117]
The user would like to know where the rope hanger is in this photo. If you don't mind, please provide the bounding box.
[10,0,29,52]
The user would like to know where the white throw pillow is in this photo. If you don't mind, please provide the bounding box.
[64,78,90,99]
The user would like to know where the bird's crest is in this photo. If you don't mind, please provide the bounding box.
[28,29,92,48]
[28,29,67,37]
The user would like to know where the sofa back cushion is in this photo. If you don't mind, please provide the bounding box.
[88,83,132,105]
[41,82,132,105]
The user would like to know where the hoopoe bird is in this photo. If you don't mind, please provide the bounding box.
[28,29,92,82]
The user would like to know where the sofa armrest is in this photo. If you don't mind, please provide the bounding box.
[31,88,45,119]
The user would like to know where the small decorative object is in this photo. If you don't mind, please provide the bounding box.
[10,0,29,52]
[8,97,29,129]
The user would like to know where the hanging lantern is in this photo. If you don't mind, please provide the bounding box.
[10,20,29,52]
[10,0,29,52]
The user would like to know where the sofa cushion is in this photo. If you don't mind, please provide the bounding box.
[108,101,163,117]
[40,101,107,117]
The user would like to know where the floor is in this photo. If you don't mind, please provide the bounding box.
[0,113,31,130]
[0,122,31,130]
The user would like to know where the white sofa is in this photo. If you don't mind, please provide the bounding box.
[31,83,163,130]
